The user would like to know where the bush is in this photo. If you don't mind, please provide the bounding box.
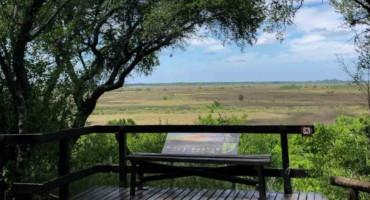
[238,94,244,101]
[291,114,370,199]
[280,84,301,89]
[206,101,221,113]
[197,113,247,125]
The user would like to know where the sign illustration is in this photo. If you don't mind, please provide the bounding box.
[162,133,240,155]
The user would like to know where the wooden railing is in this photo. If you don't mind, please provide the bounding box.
[330,176,370,200]
[0,125,314,200]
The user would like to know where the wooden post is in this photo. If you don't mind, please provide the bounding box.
[280,132,292,194]
[59,139,69,200]
[130,160,137,196]
[349,188,359,200]
[118,130,128,187]
[256,166,266,200]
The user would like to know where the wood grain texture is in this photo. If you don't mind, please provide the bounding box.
[71,186,326,200]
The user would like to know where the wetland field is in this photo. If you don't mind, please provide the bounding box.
[88,82,366,125]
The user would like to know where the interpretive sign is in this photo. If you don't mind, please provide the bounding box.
[162,133,240,155]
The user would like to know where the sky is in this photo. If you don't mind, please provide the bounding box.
[127,1,358,84]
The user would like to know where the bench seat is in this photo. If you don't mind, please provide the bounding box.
[127,153,271,165]
[127,153,271,200]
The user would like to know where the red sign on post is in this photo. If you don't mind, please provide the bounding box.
[301,126,313,136]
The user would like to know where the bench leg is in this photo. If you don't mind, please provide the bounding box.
[256,166,266,200]
[130,161,137,196]
[138,162,144,190]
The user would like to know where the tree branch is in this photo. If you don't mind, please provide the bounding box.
[353,0,370,14]
[0,53,17,98]
[30,0,70,40]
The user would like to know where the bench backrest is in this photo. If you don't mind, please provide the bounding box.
[162,133,240,155]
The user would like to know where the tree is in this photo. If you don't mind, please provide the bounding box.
[0,0,303,179]
[330,0,370,109]
[338,53,370,109]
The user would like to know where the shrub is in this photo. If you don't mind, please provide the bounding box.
[206,101,222,113]
[238,94,244,101]
[280,84,301,89]
[197,113,247,125]
[292,114,370,199]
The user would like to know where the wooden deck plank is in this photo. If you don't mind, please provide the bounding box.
[129,187,157,200]
[250,190,259,200]
[190,189,208,200]
[141,188,164,200]
[175,189,193,200]
[243,190,256,200]
[88,186,117,200]
[108,187,130,200]
[298,192,306,200]
[181,189,201,200]
[71,186,327,200]
[76,186,110,200]
[314,193,323,200]
[156,188,179,200]
[306,192,315,200]
[70,185,102,200]
[102,187,128,200]
[113,189,133,200]
[274,192,285,200]
[217,189,232,200]
[288,192,299,200]
[147,188,171,200]
[209,189,224,200]
[234,190,248,200]
[267,191,277,200]
[199,189,217,200]
[225,190,240,200]
[164,188,185,200]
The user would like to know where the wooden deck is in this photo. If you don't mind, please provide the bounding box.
[70,186,327,200]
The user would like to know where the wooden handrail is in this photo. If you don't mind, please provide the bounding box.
[330,176,370,192]
[330,176,370,200]
[1,125,313,145]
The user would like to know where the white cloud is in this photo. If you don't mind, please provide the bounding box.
[226,34,355,65]
[255,32,278,45]
[224,5,356,66]
[186,36,226,52]
[187,37,218,46]
[292,34,325,44]
[294,6,346,33]
[226,53,258,63]
[206,44,225,52]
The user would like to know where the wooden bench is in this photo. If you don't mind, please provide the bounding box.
[127,132,271,200]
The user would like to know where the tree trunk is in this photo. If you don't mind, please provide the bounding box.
[14,92,29,180]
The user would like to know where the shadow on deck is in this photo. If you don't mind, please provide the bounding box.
[71,186,327,200]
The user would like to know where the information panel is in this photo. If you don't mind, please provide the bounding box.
[162,133,240,155]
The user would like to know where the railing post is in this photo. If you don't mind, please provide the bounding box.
[59,139,69,200]
[280,132,292,194]
[118,130,128,187]
[349,188,359,200]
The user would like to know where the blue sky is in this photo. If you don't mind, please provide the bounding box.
[127,1,358,84]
